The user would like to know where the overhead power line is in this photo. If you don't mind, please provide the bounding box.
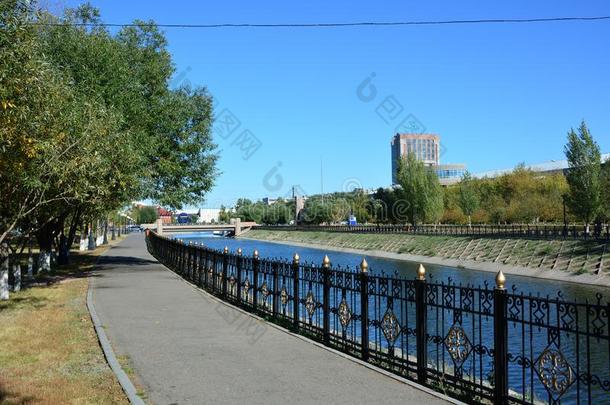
[30,15,610,29]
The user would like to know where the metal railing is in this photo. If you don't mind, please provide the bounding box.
[145,231,610,405]
[253,223,610,242]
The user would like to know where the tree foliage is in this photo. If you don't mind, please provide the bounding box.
[564,121,601,224]
[395,153,444,226]
[133,207,158,224]
[0,1,218,251]
[458,171,479,225]
[599,158,610,221]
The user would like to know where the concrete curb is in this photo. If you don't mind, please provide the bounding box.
[166,266,463,405]
[87,276,145,405]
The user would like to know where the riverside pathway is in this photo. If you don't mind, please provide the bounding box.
[91,234,450,405]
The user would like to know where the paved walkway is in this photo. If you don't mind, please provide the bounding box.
[92,234,449,405]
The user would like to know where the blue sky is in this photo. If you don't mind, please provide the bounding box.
[61,0,610,208]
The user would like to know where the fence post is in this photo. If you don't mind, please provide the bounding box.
[236,247,243,305]
[212,252,218,293]
[188,242,194,280]
[178,240,183,274]
[360,258,369,361]
[177,240,182,272]
[203,249,209,288]
[322,254,331,346]
[253,250,259,311]
[292,253,300,331]
[200,244,206,286]
[195,244,201,286]
[193,242,199,286]
[272,262,279,316]
[493,270,508,405]
[1,243,9,300]
[415,264,428,385]
[171,239,176,269]
[191,243,196,281]
[222,246,229,298]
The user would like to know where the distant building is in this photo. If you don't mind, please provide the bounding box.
[475,153,610,179]
[391,134,440,184]
[176,208,221,224]
[435,164,468,185]
[157,206,173,224]
[198,208,221,224]
[262,197,277,206]
[391,133,466,186]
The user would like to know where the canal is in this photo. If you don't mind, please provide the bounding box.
[175,232,609,300]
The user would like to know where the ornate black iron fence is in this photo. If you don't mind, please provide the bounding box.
[145,231,609,405]
[253,224,610,242]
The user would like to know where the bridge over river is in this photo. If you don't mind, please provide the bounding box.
[142,219,257,237]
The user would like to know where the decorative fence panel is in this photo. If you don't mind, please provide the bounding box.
[145,231,609,405]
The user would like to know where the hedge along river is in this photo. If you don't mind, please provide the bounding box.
[170,232,610,404]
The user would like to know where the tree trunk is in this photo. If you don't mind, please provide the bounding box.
[1,242,9,300]
[12,264,21,292]
[66,207,82,250]
[88,222,96,250]
[103,220,108,244]
[36,224,55,273]
[57,233,69,265]
[27,239,34,277]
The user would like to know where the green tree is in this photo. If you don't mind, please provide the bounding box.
[218,205,231,223]
[395,153,444,226]
[301,199,333,224]
[134,206,158,224]
[564,121,602,225]
[600,158,610,221]
[0,2,219,260]
[458,171,479,226]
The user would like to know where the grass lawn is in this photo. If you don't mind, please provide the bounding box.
[0,240,129,404]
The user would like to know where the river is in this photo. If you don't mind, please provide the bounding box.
[174,232,608,301]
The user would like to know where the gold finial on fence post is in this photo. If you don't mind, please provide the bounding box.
[293,252,300,264]
[253,249,259,259]
[322,254,330,268]
[495,270,506,289]
[237,247,242,256]
[223,246,229,254]
[360,257,368,273]
[417,264,426,281]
